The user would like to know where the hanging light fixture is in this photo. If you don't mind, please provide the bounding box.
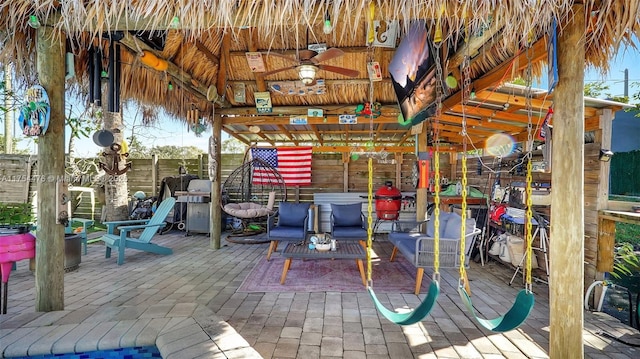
[323,11,332,34]
[298,65,317,85]
[27,15,41,29]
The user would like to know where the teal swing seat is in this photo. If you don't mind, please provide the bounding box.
[459,286,535,332]
[368,281,440,325]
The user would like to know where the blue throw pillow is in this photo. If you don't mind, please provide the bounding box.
[331,203,363,227]
[426,211,453,237]
[277,202,311,227]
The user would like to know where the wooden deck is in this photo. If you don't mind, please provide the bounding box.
[1,230,638,358]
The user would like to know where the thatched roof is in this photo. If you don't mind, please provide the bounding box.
[1,1,638,151]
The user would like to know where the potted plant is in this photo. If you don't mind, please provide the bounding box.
[0,202,34,234]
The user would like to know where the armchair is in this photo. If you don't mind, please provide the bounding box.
[266,202,311,260]
[330,203,367,244]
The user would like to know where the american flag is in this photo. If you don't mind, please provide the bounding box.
[251,147,313,186]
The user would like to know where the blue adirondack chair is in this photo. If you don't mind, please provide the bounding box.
[99,197,176,265]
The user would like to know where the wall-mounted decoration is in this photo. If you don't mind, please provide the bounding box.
[18,85,50,136]
[339,114,357,124]
[233,83,246,103]
[254,91,272,113]
[547,19,558,93]
[307,108,323,117]
[99,143,132,176]
[367,62,383,81]
[245,52,266,72]
[268,80,325,96]
[367,20,399,48]
[355,102,381,118]
[290,116,308,125]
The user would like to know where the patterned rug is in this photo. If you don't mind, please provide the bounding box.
[237,243,429,293]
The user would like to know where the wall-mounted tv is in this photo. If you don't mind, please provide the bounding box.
[389,20,443,127]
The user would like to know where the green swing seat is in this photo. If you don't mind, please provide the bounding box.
[368,281,440,325]
[459,287,535,332]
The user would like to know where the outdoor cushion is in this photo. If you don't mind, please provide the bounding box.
[224,202,273,219]
[426,211,453,237]
[332,226,367,239]
[268,226,306,239]
[331,203,363,227]
[277,202,311,227]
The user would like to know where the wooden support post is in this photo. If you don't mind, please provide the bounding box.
[151,154,158,196]
[395,153,402,191]
[597,216,615,272]
[35,26,66,311]
[549,4,585,358]
[343,153,349,192]
[210,115,222,250]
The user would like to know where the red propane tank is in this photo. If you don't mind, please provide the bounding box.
[374,181,402,220]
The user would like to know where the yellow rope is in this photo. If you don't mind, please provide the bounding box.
[433,152,441,273]
[366,157,374,284]
[525,158,534,288]
[459,155,468,281]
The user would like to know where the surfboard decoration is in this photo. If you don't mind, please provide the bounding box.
[18,85,51,136]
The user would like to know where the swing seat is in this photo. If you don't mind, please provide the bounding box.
[389,213,481,294]
[368,280,440,325]
[459,287,535,332]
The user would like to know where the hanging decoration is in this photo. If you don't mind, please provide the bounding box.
[254,91,272,113]
[367,62,383,81]
[18,85,50,136]
[268,80,325,96]
[367,20,399,48]
[99,143,131,176]
[355,102,381,118]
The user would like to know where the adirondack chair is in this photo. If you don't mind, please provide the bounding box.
[99,197,176,265]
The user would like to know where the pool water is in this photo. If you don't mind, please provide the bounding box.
[11,346,161,359]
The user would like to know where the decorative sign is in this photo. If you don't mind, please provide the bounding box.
[233,83,246,103]
[18,85,51,136]
[547,19,558,93]
[367,62,383,81]
[268,80,326,95]
[307,108,323,117]
[308,43,327,53]
[368,20,398,48]
[245,52,266,72]
[254,91,272,113]
[289,116,308,125]
[355,102,381,118]
[339,114,357,124]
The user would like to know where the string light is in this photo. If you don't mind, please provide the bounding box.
[168,81,174,90]
[323,11,332,34]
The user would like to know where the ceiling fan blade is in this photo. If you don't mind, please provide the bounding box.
[317,64,359,78]
[311,48,345,64]
[261,51,299,64]
[298,49,318,61]
[261,65,298,77]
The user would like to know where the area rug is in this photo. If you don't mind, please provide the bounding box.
[237,250,429,293]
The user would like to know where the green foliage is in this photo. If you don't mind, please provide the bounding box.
[584,81,610,98]
[150,145,204,159]
[0,135,31,154]
[610,242,640,280]
[616,222,640,246]
[0,202,35,226]
[126,136,152,159]
[221,138,247,154]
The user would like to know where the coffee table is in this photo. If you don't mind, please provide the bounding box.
[280,241,367,286]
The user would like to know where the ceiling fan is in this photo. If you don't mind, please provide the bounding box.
[262,48,359,85]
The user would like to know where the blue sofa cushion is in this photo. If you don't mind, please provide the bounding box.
[426,211,453,237]
[332,226,367,240]
[443,215,477,239]
[269,226,306,239]
[277,202,310,227]
[331,203,363,227]
[388,231,421,247]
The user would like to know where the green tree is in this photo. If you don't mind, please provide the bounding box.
[0,134,30,154]
[584,81,611,98]
[126,136,151,159]
[221,137,246,154]
[150,145,204,159]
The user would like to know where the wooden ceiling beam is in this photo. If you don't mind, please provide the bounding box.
[227,79,393,87]
[221,115,402,125]
[194,40,220,66]
[222,126,251,145]
[310,125,324,145]
[216,31,231,104]
[276,124,298,145]
[119,33,231,108]
[218,104,400,116]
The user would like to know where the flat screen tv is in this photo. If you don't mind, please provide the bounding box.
[389,20,442,127]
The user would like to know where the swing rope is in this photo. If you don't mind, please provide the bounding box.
[366,16,446,325]
[457,38,535,333]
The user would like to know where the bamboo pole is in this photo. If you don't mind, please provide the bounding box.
[549,4,585,357]
[35,26,66,311]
